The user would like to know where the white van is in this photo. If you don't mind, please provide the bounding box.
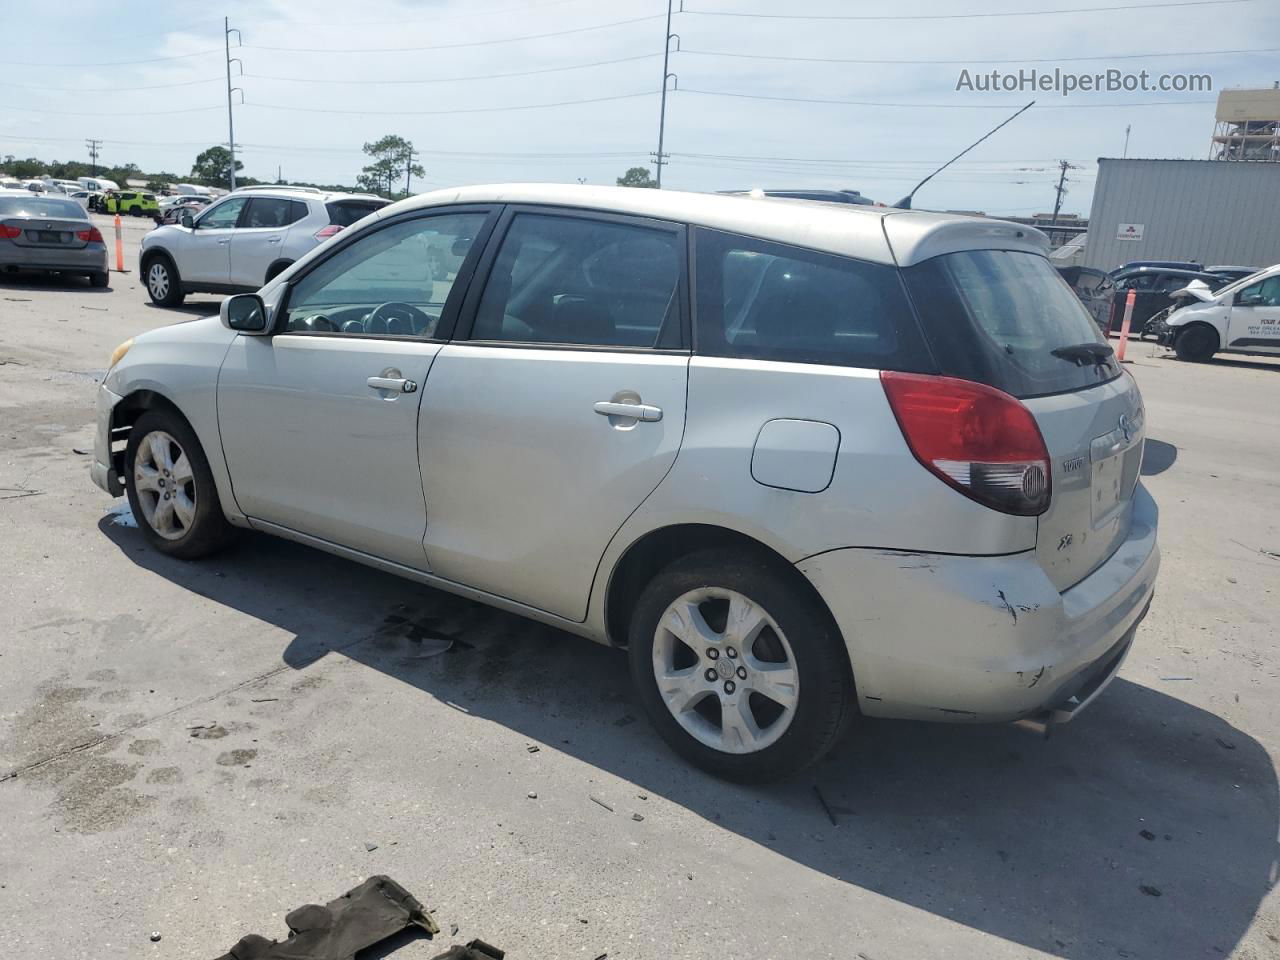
[1155,265,1280,361]
[78,177,120,193]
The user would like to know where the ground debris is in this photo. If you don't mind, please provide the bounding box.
[1139,829,1155,841]
[1215,737,1236,751]
[364,841,378,852]
[526,745,540,753]
[631,813,644,822]
[613,714,635,728]
[589,795,613,813]
[149,931,161,942]
[1139,884,1163,897]
[210,875,439,959]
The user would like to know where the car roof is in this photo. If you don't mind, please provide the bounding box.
[1115,266,1216,278]
[378,183,1047,267]
[231,186,388,204]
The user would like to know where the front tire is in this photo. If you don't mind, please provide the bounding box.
[125,410,233,559]
[143,255,185,306]
[1174,323,1218,362]
[628,548,854,782]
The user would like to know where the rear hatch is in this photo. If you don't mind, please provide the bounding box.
[905,249,1144,591]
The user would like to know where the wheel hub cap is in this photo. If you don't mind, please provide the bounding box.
[132,430,195,541]
[652,587,800,755]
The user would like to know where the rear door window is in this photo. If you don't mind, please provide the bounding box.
[904,249,1121,398]
[469,212,681,348]
[693,228,934,370]
[243,197,308,228]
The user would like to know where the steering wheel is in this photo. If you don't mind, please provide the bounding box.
[365,301,431,335]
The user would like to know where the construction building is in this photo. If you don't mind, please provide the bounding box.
[1210,85,1280,161]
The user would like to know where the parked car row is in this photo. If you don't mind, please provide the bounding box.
[96,184,1157,780]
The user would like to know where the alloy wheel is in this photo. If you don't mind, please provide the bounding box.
[651,587,799,754]
[132,430,196,540]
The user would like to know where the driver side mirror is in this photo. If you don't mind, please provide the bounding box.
[221,293,271,334]
[180,210,195,229]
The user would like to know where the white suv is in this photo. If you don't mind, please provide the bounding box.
[139,186,387,306]
[93,184,1159,781]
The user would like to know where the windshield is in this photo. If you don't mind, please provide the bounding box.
[0,196,85,218]
[905,249,1120,398]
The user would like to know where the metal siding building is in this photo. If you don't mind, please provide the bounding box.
[1084,158,1280,271]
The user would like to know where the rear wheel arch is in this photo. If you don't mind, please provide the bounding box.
[264,259,294,284]
[603,523,845,654]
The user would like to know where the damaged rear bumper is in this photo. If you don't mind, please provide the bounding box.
[797,483,1159,724]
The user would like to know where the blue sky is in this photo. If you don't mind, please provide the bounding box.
[2,0,1276,214]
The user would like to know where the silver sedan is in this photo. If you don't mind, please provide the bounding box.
[0,192,109,286]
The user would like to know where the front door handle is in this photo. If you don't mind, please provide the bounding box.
[266,236,281,244]
[368,376,418,394]
[594,400,662,422]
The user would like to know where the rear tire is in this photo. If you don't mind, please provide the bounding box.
[1174,323,1218,362]
[124,410,233,559]
[89,271,108,288]
[627,548,855,782]
[143,255,184,306]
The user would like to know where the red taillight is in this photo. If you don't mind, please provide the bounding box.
[76,227,104,244]
[880,371,1051,516]
[0,224,21,239]
[314,224,343,241]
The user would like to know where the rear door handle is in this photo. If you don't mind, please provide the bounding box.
[593,400,662,422]
[368,376,418,394]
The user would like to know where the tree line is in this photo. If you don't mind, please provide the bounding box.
[3,137,658,196]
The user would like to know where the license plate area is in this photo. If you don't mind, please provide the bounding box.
[29,230,66,244]
[1091,451,1125,524]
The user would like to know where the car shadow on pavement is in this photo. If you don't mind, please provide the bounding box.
[1141,438,1177,476]
[100,520,1278,960]
[0,273,109,293]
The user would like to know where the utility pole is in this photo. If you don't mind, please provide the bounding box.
[404,148,420,196]
[85,138,102,175]
[1049,159,1077,234]
[1123,124,1131,158]
[653,0,679,188]
[224,18,242,191]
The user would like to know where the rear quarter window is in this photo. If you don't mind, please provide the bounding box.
[904,249,1120,398]
[693,227,934,371]
[326,200,387,227]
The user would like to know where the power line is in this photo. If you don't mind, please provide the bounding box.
[244,90,654,116]
[680,0,1254,21]
[0,103,225,116]
[680,45,1280,66]
[246,53,658,85]
[242,14,663,54]
[0,76,224,93]
[680,88,1216,109]
[267,0,593,28]
[6,49,221,67]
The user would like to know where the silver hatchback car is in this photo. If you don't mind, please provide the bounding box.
[92,184,1158,781]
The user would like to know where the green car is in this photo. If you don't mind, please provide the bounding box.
[104,191,159,216]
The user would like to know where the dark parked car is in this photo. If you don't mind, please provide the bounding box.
[720,188,876,205]
[1204,265,1260,284]
[0,194,108,286]
[1110,259,1203,275]
[1057,265,1114,330]
[1109,266,1237,336]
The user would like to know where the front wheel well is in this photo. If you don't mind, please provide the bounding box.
[603,523,839,650]
[139,248,173,273]
[108,390,194,475]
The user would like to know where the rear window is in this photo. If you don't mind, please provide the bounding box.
[694,228,934,370]
[0,197,84,218]
[904,249,1120,398]
[326,200,386,227]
